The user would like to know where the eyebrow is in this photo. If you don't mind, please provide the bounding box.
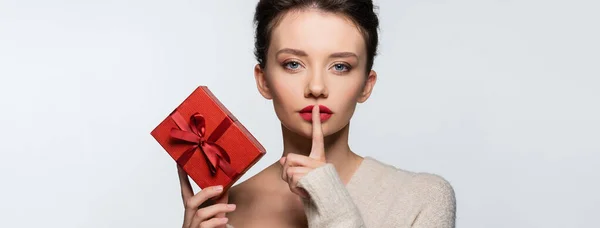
[276,48,358,59]
[329,52,358,59]
[276,48,307,57]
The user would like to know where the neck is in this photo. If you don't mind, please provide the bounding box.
[279,122,363,183]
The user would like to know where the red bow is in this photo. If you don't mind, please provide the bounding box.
[169,110,238,180]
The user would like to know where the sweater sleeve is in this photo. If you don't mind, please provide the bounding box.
[410,174,457,228]
[296,163,367,228]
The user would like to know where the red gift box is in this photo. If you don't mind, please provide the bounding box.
[151,86,266,194]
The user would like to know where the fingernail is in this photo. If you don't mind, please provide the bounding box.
[214,186,223,192]
[227,204,236,209]
[220,217,229,223]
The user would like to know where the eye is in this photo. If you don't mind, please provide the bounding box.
[332,63,351,73]
[284,61,302,70]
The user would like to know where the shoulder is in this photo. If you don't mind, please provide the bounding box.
[229,172,257,202]
[362,157,456,206]
[408,172,456,209]
[229,164,290,204]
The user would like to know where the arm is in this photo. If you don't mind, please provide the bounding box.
[411,174,457,228]
[297,163,366,228]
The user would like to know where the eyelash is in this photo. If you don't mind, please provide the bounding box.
[331,63,352,74]
[281,60,352,74]
[282,60,303,72]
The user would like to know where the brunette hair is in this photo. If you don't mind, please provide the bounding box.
[253,0,380,72]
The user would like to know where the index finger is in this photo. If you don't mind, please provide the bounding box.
[177,164,194,201]
[309,105,325,160]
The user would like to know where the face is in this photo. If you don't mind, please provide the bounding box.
[254,9,377,138]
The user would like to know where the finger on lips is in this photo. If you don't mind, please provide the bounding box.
[277,105,327,200]
[309,105,325,160]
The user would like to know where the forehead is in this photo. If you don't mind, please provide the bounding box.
[269,9,366,56]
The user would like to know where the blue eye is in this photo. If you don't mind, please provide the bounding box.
[285,61,301,70]
[333,63,350,72]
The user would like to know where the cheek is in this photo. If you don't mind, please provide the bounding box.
[270,78,299,103]
[333,78,363,106]
[266,73,305,115]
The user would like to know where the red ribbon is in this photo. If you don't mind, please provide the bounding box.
[169,110,239,180]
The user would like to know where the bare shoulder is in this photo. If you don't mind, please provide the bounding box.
[226,164,307,228]
[226,169,267,225]
[228,166,275,205]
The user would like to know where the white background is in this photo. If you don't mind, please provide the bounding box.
[1,0,599,227]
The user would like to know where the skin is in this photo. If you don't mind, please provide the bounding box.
[177,8,377,228]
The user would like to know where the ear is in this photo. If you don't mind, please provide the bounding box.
[357,70,377,103]
[254,64,273,100]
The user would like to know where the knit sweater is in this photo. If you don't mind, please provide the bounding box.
[227,156,456,227]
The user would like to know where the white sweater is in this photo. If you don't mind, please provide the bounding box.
[228,156,456,227]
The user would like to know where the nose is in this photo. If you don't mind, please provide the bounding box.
[304,69,328,99]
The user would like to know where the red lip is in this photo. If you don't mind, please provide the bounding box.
[299,105,333,122]
[300,105,333,114]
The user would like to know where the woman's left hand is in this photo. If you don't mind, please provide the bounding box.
[280,105,327,199]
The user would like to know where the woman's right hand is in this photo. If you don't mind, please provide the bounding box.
[178,165,236,228]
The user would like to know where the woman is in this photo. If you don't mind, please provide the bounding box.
[177,0,456,227]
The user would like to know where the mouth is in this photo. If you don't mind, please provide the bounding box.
[299,105,333,122]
